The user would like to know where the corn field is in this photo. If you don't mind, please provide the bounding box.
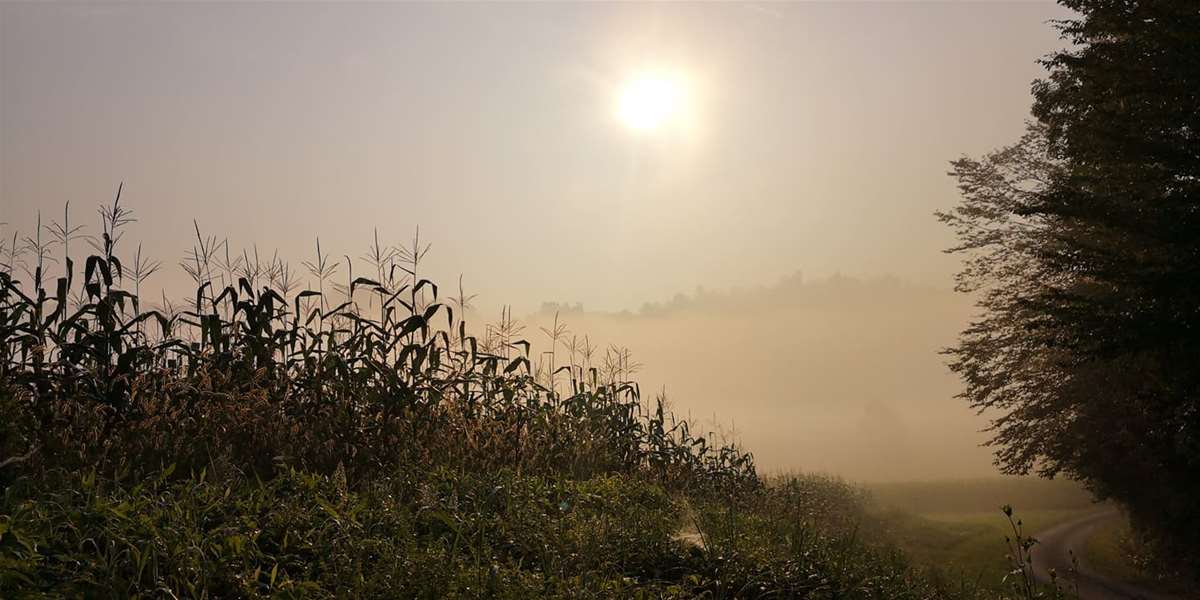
[0,191,756,492]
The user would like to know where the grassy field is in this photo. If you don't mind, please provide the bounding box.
[875,508,1091,591]
[864,478,1100,592]
[866,478,1095,515]
[2,202,1006,598]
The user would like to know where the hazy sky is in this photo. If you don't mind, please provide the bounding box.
[2,1,1069,312]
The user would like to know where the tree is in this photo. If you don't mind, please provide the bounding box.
[939,0,1200,572]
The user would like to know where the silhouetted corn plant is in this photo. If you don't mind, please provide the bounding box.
[0,195,757,493]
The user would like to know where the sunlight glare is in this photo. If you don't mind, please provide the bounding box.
[617,74,684,132]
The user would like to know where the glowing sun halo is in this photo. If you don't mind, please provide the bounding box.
[617,74,683,132]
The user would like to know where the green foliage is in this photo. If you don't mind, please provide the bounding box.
[938,0,1200,577]
[0,467,681,598]
[677,475,942,599]
[0,467,980,599]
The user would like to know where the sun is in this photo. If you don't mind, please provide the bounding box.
[617,73,684,132]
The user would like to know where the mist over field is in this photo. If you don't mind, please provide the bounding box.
[526,273,989,480]
[4,0,1198,596]
[0,1,1044,485]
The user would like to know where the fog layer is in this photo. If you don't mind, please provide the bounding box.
[526,273,989,481]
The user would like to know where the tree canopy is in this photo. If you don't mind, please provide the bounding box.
[939,0,1200,573]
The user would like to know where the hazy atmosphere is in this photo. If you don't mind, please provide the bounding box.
[3,2,1066,308]
[3,2,1067,480]
[527,276,984,480]
[5,2,1197,597]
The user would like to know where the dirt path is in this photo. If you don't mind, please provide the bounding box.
[1031,509,1181,600]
